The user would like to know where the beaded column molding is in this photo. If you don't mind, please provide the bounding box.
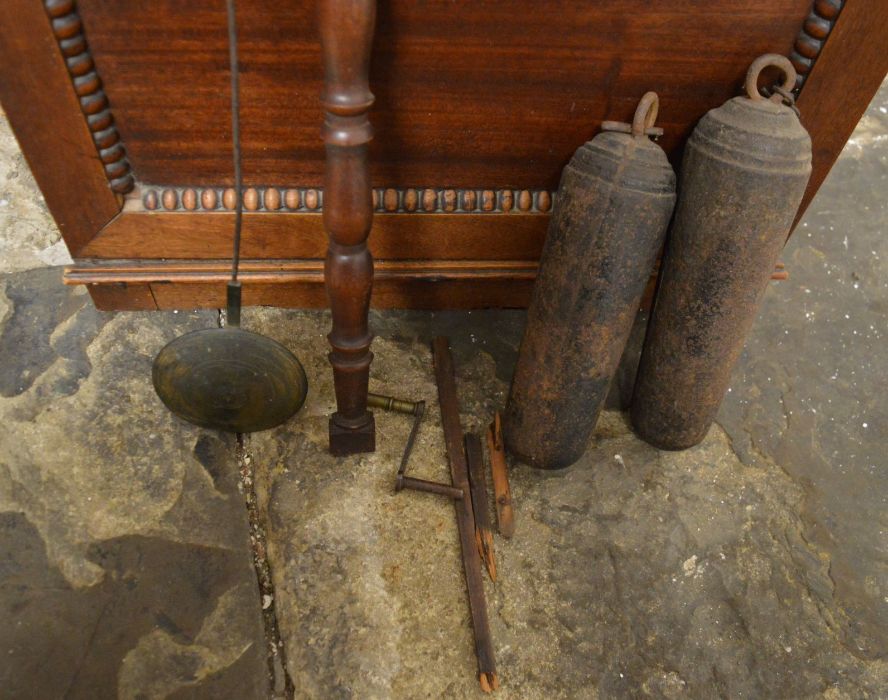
[319,0,378,456]
[43,0,134,194]
[790,0,845,91]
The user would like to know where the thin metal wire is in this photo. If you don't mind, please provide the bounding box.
[226,0,242,282]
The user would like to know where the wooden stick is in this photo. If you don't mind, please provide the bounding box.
[432,337,499,692]
[487,412,515,538]
[465,433,497,581]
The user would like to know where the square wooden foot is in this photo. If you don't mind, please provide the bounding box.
[329,413,376,456]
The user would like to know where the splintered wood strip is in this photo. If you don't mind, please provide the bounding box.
[432,337,498,692]
[465,432,497,582]
[487,413,515,539]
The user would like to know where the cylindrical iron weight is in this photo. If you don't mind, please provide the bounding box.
[504,93,677,469]
[631,56,812,450]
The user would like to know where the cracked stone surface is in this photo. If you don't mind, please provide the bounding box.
[718,81,888,661]
[0,269,268,698]
[244,306,887,698]
[0,74,885,700]
[241,82,888,698]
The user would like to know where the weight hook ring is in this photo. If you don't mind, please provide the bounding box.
[632,92,659,136]
[745,54,797,101]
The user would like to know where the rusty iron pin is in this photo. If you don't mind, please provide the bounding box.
[374,396,465,502]
[396,475,463,500]
[375,391,465,501]
[602,92,665,137]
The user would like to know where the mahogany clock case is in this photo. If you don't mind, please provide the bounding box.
[1,0,885,311]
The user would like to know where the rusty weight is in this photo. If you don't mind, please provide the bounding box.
[630,55,812,450]
[504,93,677,469]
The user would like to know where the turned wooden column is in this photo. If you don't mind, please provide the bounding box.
[319,0,377,455]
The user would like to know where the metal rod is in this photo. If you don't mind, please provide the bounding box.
[224,0,243,327]
[397,401,425,478]
[368,392,422,416]
[225,0,242,285]
[396,475,463,500]
[368,391,426,485]
[226,280,241,327]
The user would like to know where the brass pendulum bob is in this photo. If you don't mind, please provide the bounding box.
[151,0,307,433]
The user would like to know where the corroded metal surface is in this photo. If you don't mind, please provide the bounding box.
[153,327,308,433]
[504,93,676,469]
[631,56,812,450]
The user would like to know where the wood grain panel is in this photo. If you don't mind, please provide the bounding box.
[795,0,888,222]
[88,282,157,310]
[80,210,549,261]
[76,0,811,188]
[0,0,120,253]
[146,279,534,311]
[41,0,135,194]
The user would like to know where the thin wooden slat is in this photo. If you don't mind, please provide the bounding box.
[465,432,497,581]
[64,258,539,283]
[143,278,534,311]
[68,258,538,310]
[486,413,515,539]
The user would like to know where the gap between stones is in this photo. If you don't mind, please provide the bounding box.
[236,434,295,697]
[218,307,295,696]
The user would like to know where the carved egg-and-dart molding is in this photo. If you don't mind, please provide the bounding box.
[141,187,556,214]
[44,0,134,194]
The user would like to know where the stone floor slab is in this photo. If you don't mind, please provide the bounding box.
[244,305,887,698]
[240,83,888,699]
[718,82,888,660]
[1,78,885,700]
[0,270,269,699]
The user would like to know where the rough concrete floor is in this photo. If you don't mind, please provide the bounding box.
[1,85,887,697]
